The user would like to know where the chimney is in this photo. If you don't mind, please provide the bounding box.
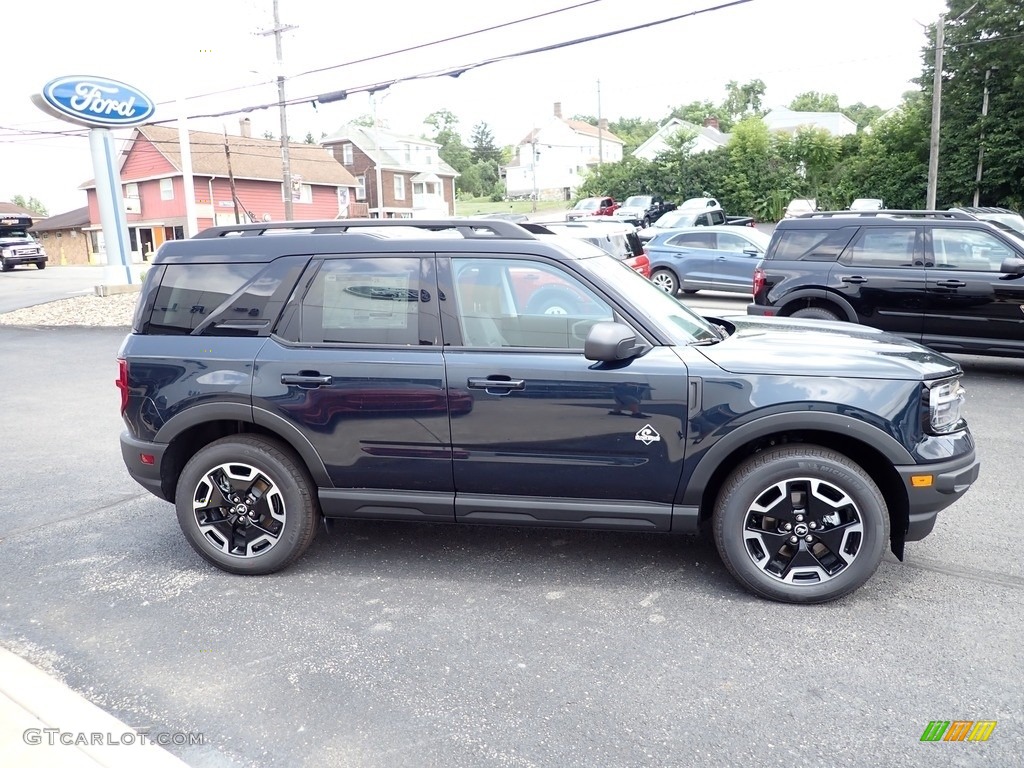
[598,118,608,131]
[554,102,562,119]
[239,117,251,138]
[703,116,720,131]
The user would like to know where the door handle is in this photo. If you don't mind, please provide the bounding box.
[467,376,526,391]
[281,373,333,387]
[935,279,966,288]
[841,276,868,284]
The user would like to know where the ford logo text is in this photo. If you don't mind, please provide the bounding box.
[38,76,155,127]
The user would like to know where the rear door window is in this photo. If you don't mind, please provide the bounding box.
[841,227,920,267]
[770,227,857,262]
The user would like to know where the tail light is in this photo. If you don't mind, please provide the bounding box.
[752,266,766,297]
[116,358,129,414]
[635,254,651,278]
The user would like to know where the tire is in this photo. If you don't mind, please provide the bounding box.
[712,445,889,604]
[650,268,679,295]
[790,306,841,322]
[1,259,12,272]
[642,216,651,228]
[35,261,45,270]
[526,287,583,315]
[175,435,319,575]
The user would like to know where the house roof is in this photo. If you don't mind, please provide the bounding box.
[632,118,729,158]
[30,207,89,231]
[0,202,40,217]
[518,118,624,147]
[81,124,359,189]
[762,107,858,136]
[320,124,458,176]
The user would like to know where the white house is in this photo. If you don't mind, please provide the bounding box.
[504,102,624,201]
[762,107,858,137]
[632,117,730,161]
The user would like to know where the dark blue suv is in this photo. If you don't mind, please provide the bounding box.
[117,219,980,604]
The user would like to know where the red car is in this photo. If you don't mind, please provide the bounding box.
[565,196,619,221]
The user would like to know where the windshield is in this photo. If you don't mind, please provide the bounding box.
[653,211,697,229]
[622,196,650,208]
[574,198,599,210]
[581,252,720,344]
[0,227,31,238]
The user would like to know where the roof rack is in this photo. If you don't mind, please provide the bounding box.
[797,210,975,220]
[191,218,537,240]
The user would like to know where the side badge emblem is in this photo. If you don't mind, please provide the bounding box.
[635,424,661,446]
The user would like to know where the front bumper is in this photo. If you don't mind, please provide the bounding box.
[896,449,980,541]
[120,430,170,501]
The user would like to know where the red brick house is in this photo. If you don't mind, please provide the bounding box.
[321,124,457,218]
[80,121,359,261]
[30,207,94,266]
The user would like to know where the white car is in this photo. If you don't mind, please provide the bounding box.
[850,198,884,211]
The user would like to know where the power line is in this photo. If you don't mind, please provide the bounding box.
[156,0,610,106]
[153,0,756,125]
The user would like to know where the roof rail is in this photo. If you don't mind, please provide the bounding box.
[798,210,975,220]
[191,218,537,240]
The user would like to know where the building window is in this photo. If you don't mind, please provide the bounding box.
[394,175,405,201]
[342,143,353,165]
[125,182,139,199]
[355,176,366,201]
[404,144,412,163]
[160,178,174,200]
[281,183,313,204]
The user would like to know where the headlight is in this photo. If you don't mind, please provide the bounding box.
[927,377,966,434]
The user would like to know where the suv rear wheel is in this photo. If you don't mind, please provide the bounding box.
[791,307,840,321]
[712,445,889,604]
[175,435,319,574]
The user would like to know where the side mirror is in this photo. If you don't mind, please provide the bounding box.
[584,322,645,362]
[1000,257,1024,275]
[743,248,760,257]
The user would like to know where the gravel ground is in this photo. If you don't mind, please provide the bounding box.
[0,292,138,327]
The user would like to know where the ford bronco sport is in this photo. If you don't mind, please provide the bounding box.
[117,219,979,604]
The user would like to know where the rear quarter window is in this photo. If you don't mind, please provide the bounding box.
[769,227,858,262]
[147,263,263,334]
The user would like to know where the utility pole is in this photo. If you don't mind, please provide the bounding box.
[261,0,297,220]
[596,79,604,166]
[531,137,538,213]
[370,91,386,218]
[926,12,944,210]
[973,67,993,207]
[224,130,240,224]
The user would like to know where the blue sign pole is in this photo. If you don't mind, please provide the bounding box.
[88,128,133,285]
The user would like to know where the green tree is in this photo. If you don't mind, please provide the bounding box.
[925,0,1024,208]
[10,194,47,216]
[843,102,886,130]
[721,79,766,122]
[607,117,660,154]
[350,114,375,128]
[469,122,502,164]
[668,100,728,131]
[788,91,841,112]
[423,110,473,193]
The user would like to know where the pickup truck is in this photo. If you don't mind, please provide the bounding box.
[566,196,619,221]
[613,195,676,228]
[637,204,756,243]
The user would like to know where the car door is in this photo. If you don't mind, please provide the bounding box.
[655,231,718,288]
[253,253,455,521]
[828,225,926,339]
[438,254,689,531]
[923,226,1024,355]
[711,231,764,291]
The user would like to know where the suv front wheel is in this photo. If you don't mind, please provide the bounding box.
[175,435,319,575]
[712,445,889,604]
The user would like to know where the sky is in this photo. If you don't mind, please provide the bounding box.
[4,0,948,216]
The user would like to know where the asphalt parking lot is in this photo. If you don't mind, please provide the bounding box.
[1,320,1022,767]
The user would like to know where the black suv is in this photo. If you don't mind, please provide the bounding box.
[117,219,979,604]
[748,210,1024,358]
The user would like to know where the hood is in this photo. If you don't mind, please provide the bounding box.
[616,207,645,216]
[696,315,960,380]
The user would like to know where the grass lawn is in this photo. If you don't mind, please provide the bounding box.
[456,198,570,216]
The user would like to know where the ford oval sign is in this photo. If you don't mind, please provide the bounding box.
[35,76,155,128]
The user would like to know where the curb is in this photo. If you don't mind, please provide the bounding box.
[0,647,191,768]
